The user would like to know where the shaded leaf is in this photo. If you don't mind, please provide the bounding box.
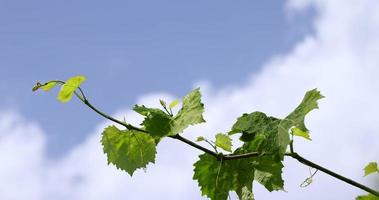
[230,112,281,155]
[193,153,255,200]
[251,155,284,191]
[133,105,172,137]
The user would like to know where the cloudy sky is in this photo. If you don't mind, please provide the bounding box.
[0,0,378,199]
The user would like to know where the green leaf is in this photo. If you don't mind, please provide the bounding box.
[215,133,232,152]
[133,88,205,138]
[278,89,324,154]
[170,88,205,135]
[101,125,156,176]
[196,136,206,142]
[364,162,378,177]
[133,105,172,137]
[169,99,179,109]
[229,112,270,136]
[230,112,281,155]
[229,89,322,158]
[193,154,233,200]
[239,186,254,200]
[57,75,86,103]
[251,155,284,191]
[193,154,255,200]
[356,194,379,200]
[41,82,57,91]
[291,127,312,141]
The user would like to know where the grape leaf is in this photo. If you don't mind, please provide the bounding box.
[364,162,378,177]
[233,129,284,192]
[233,149,256,200]
[169,99,179,109]
[239,186,254,200]
[41,82,57,91]
[196,136,206,142]
[133,88,205,137]
[251,155,284,191]
[291,127,312,141]
[215,133,232,152]
[133,105,172,137]
[229,112,271,136]
[193,154,255,200]
[193,154,233,200]
[229,112,281,155]
[238,137,285,192]
[277,89,324,154]
[356,194,379,200]
[101,125,156,176]
[57,75,86,103]
[170,88,205,135]
[32,81,57,92]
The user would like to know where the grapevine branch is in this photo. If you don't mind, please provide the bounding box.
[287,152,379,197]
[68,84,378,197]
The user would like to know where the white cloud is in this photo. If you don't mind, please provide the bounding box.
[0,112,45,200]
[1,0,379,199]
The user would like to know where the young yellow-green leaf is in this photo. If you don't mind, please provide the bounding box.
[133,105,172,137]
[101,125,156,176]
[277,89,324,155]
[356,194,379,200]
[169,99,179,109]
[170,88,205,135]
[196,136,206,142]
[364,162,378,177]
[215,133,232,152]
[193,153,255,200]
[291,127,312,141]
[57,75,86,103]
[41,82,57,91]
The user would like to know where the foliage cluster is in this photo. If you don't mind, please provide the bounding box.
[33,75,379,200]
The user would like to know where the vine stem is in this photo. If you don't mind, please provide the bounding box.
[74,86,147,133]
[286,152,379,197]
[66,84,379,197]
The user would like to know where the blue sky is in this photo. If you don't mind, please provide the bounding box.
[1,0,379,199]
[0,0,313,156]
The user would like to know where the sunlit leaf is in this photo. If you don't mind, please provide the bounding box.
[57,75,86,103]
[215,133,232,152]
[101,125,156,176]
